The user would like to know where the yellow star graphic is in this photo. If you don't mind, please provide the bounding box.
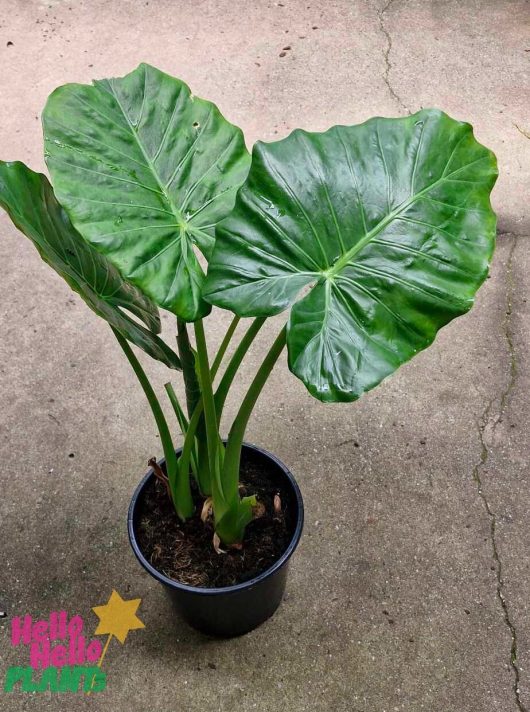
[92,589,145,644]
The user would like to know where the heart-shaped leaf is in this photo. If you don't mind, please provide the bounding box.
[204,109,497,401]
[43,63,250,321]
[0,161,180,369]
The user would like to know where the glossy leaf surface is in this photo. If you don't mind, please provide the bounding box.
[204,110,497,401]
[43,63,250,321]
[0,161,180,369]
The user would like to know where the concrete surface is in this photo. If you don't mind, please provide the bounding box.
[0,1,529,710]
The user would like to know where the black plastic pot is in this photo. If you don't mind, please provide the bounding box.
[127,442,304,637]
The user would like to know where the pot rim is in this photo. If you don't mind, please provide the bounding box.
[127,441,304,596]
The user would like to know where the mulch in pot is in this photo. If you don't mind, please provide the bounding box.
[136,448,294,588]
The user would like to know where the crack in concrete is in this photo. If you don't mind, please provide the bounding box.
[498,231,529,239]
[472,236,526,711]
[514,124,530,140]
[376,0,411,115]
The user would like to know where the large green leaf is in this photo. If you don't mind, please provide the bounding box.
[42,63,250,321]
[0,161,180,369]
[204,109,498,402]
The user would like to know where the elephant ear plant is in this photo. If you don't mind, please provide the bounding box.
[0,64,497,580]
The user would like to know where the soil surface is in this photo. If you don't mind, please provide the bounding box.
[136,448,295,588]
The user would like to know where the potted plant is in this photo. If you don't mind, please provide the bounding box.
[0,64,497,637]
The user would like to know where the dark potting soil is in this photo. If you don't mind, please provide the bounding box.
[136,448,294,588]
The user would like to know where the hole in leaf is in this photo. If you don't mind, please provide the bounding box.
[193,122,200,129]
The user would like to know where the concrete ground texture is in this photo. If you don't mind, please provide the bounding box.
[0,0,529,710]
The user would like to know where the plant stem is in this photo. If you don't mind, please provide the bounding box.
[177,317,212,492]
[214,317,266,419]
[112,328,193,519]
[193,320,226,506]
[177,395,205,496]
[176,318,201,418]
[164,382,189,433]
[170,315,238,435]
[211,314,240,379]
[176,316,268,503]
[164,381,200,477]
[183,317,266,443]
[177,317,265,487]
[113,328,174,464]
[222,325,287,505]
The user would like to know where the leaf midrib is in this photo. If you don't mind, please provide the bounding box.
[323,149,488,279]
[326,165,466,278]
[103,78,186,230]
